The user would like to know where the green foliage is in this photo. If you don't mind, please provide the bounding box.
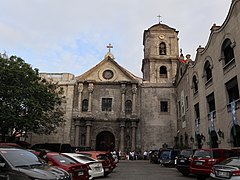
[0,53,64,141]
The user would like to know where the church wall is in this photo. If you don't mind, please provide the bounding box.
[28,73,75,146]
[140,85,177,151]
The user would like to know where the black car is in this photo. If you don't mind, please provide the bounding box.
[159,149,180,167]
[0,147,71,180]
[176,149,196,176]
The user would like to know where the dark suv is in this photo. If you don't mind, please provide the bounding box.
[159,149,180,167]
[0,147,71,180]
[176,149,196,176]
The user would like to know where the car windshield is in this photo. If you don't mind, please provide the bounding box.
[161,151,170,158]
[193,150,212,158]
[75,156,95,162]
[0,149,42,167]
[219,158,240,167]
[53,155,77,165]
[180,150,193,158]
[97,154,108,160]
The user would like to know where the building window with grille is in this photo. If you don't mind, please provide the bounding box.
[160,66,167,78]
[160,101,168,112]
[82,99,88,112]
[204,60,212,82]
[125,100,132,114]
[225,76,239,103]
[222,38,235,65]
[102,98,112,111]
[159,42,166,55]
[194,103,200,123]
[192,75,198,93]
[207,93,216,113]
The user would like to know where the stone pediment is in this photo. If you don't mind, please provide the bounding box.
[76,55,141,84]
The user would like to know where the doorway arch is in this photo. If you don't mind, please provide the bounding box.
[96,131,115,151]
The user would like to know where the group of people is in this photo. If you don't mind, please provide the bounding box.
[127,150,149,160]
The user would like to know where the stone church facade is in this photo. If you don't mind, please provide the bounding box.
[28,0,240,152]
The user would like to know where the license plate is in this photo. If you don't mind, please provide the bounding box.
[78,171,84,176]
[217,171,229,178]
[180,160,185,163]
[105,168,109,172]
[95,167,101,171]
[195,161,202,165]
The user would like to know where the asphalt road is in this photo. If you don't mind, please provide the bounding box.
[97,160,211,180]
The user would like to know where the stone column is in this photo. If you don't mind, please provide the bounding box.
[131,121,137,151]
[88,83,94,112]
[119,121,125,152]
[120,84,126,115]
[132,84,137,115]
[75,120,80,146]
[85,120,92,147]
[78,83,84,113]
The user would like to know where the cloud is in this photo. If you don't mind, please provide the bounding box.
[0,0,231,77]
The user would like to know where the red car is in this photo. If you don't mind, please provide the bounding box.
[78,151,113,177]
[190,148,239,179]
[34,151,89,180]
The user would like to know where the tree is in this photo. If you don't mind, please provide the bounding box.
[0,53,65,142]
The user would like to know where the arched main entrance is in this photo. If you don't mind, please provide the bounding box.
[96,131,115,151]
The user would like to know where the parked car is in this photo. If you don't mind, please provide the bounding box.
[34,151,90,180]
[0,147,71,180]
[190,148,239,179]
[63,153,104,179]
[78,151,113,177]
[210,157,240,179]
[176,149,196,176]
[0,143,22,148]
[159,149,180,167]
[31,143,74,153]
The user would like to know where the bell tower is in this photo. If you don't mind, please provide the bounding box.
[140,23,179,151]
[141,23,179,83]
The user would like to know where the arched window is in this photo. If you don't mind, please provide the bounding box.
[222,38,235,65]
[82,99,88,112]
[160,66,167,78]
[159,42,166,55]
[192,75,198,93]
[125,100,132,113]
[204,61,212,82]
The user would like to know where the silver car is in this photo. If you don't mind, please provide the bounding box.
[210,157,240,179]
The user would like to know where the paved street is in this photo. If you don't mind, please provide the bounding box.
[98,160,211,180]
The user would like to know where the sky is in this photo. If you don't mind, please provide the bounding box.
[0,0,232,77]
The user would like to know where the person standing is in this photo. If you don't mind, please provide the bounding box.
[143,150,148,160]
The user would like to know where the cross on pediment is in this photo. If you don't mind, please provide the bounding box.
[157,15,162,24]
[107,43,113,52]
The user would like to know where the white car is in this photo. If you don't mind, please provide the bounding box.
[62,153,104,179]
